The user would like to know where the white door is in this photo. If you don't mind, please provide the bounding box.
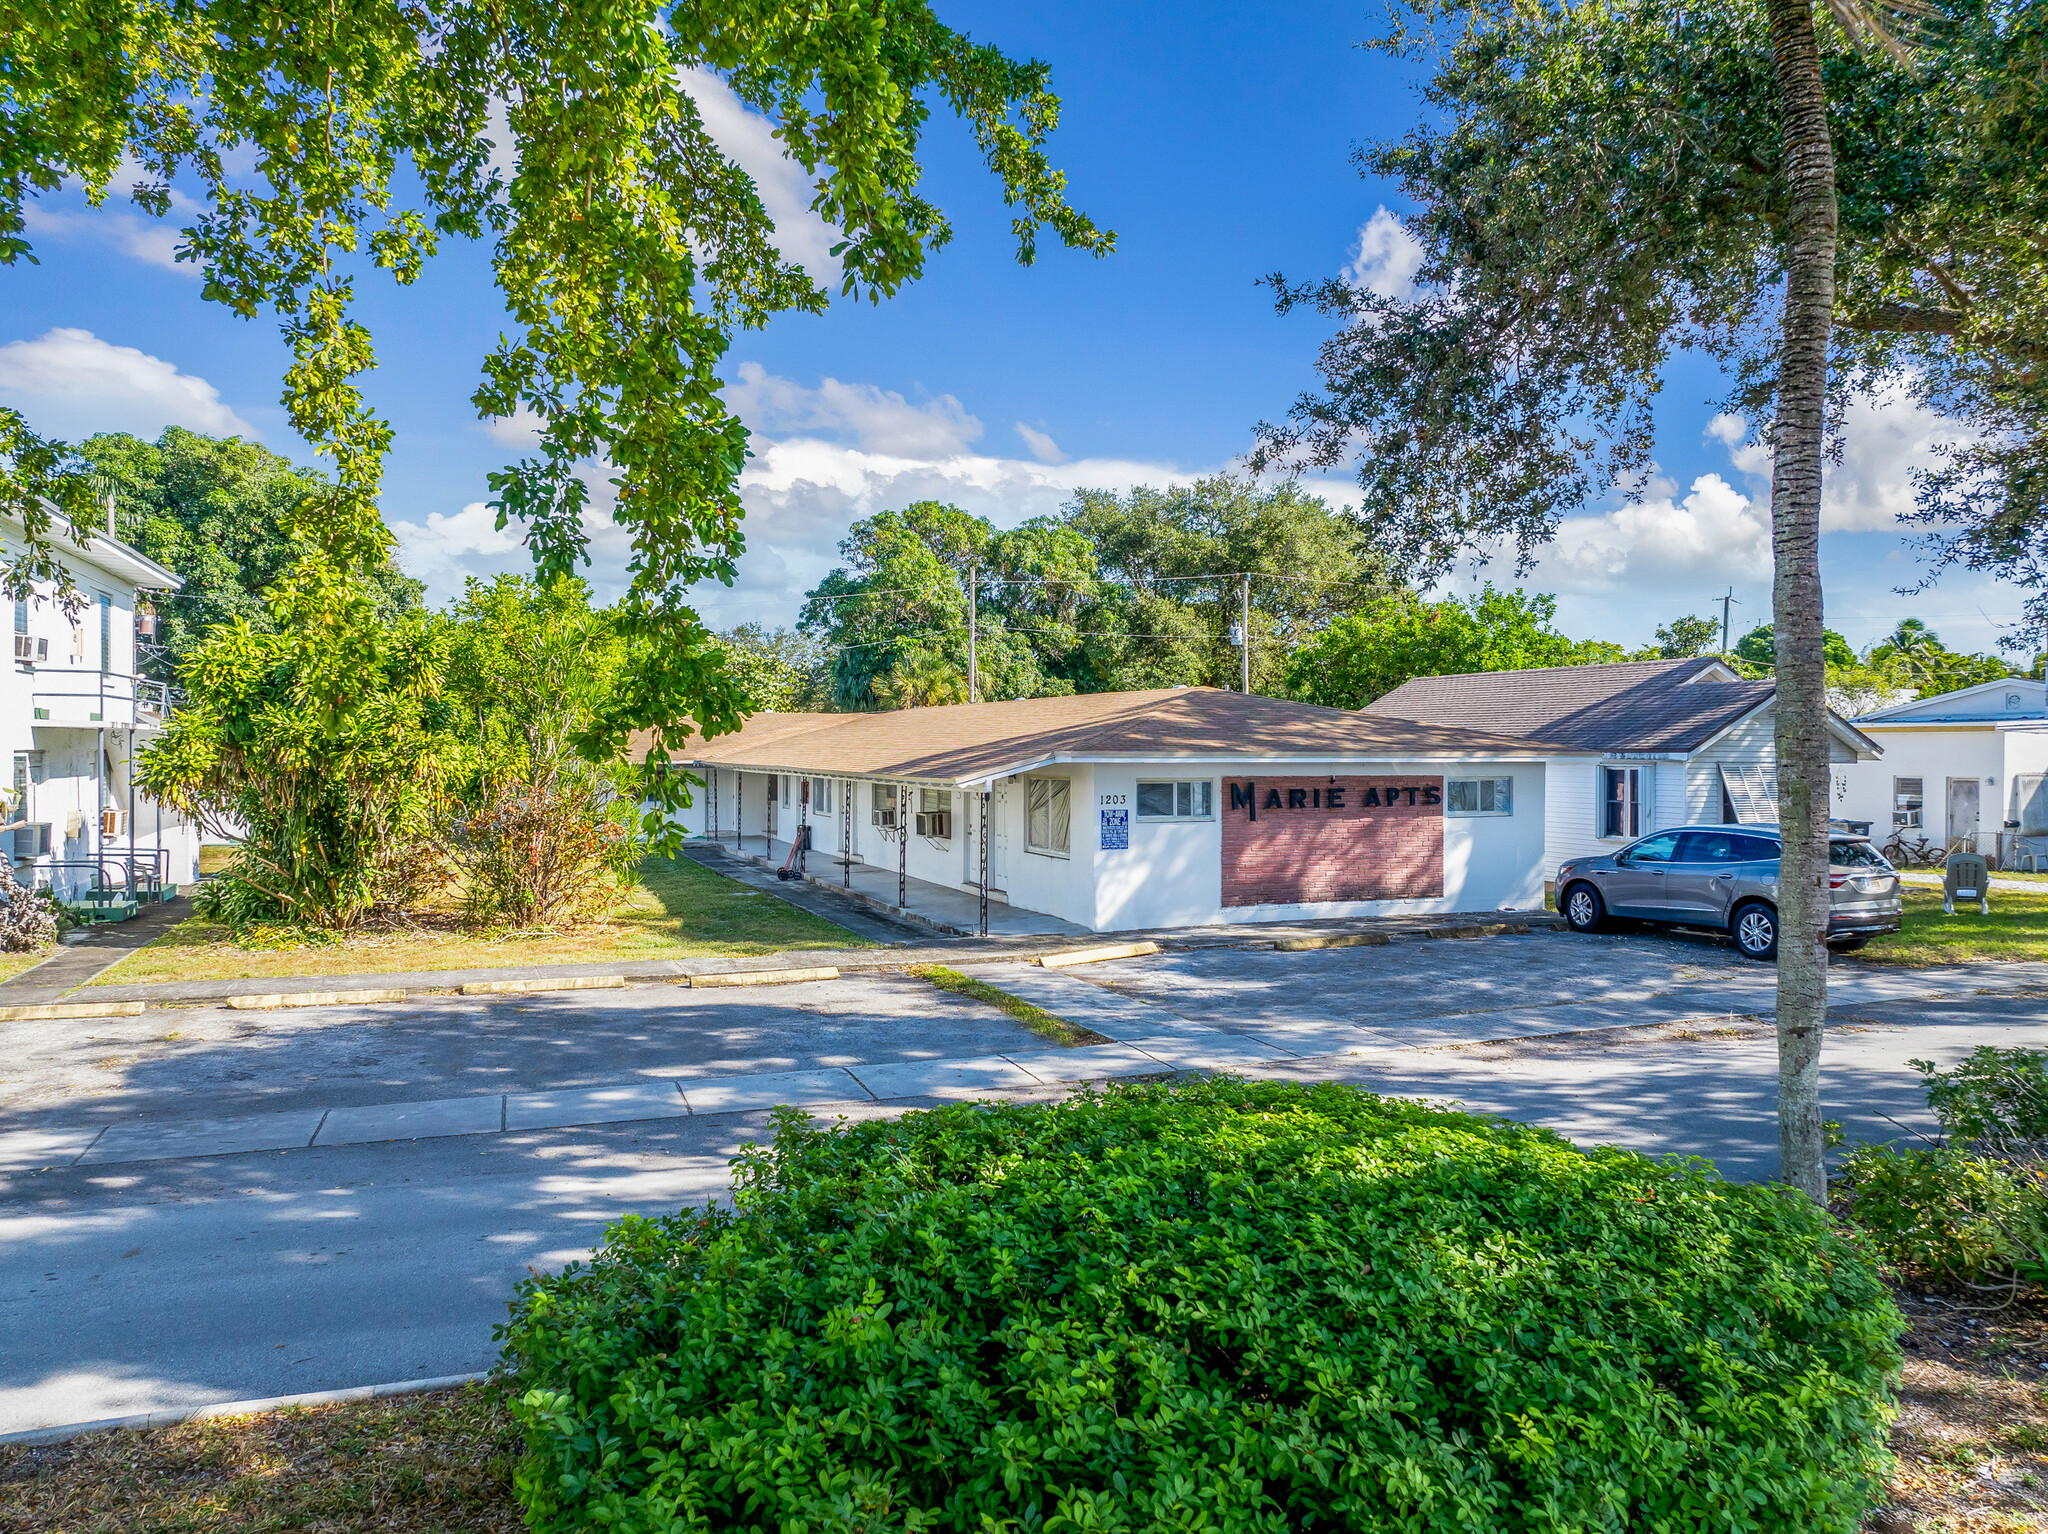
[1947,776,1980,850]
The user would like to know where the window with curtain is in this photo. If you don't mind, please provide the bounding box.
[1025,775,1070,856]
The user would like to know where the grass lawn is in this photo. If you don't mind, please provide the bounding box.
[1855,887,2048,966]
[87,853,868,987]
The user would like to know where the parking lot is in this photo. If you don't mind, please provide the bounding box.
[6,924,2048,1435]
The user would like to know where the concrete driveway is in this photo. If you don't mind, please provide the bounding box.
[5,926,2047,1436]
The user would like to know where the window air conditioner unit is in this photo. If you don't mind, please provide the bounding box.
[12,635,45,662]
[9,823,51,859]
[101,808,127,837]
[914,810,952,839]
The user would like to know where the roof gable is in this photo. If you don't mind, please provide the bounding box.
[1363,657,1775,753]
[1858,677,2043,724]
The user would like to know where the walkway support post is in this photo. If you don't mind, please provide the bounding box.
[967,563,979,704]
[842,779,852,887]
[979,787,990,936]
[736,772,742,856]
[898,782,907,907]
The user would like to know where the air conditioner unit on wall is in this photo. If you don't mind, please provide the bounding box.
[915,810,952,839]
[12,635,45,663]
[101,808,127,837]
[9,823,50,859]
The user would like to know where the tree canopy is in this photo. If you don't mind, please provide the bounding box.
[1282,586,1623,708]
[1252,0,2043,613]
[4,0,1110,749]
[76,428,422,680]
[798,478,1390,708]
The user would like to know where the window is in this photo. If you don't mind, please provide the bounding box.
[919,788,949,815]
[1601,766,1642,839]
[9,752,42,825]
[1830,839,1887,869]
[1136,780,1212,820]
[1446,777,1513,816]
[1025,775,1071,856]
[11,598,24,635]
[1675,829,1777,863]
[97,592,111,674]
[1621,831,1682,864]
[915,788,953,840]
[871,782,898,829]
[1892,776,1924,829]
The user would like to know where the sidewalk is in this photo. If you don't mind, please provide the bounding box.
[0,895,196,1005]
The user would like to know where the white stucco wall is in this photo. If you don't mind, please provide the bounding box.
[1835,727,2001,844]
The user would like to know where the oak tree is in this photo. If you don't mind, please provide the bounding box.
[1253,0,2034,1197]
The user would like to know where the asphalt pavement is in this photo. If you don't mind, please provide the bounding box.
[5,928,2046,1435]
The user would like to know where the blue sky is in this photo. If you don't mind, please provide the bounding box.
[0,0,2028,657]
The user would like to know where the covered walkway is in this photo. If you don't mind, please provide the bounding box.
[712,832,1088,939]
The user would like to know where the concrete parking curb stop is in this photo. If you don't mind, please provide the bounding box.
[686,966,839,989]
[1039,941,1162,968]
[226,988,411,1011]
[0,1373,492,1446]
[458,975,628,997]
[1274,932,1393,952]
[0,1000,145,1022]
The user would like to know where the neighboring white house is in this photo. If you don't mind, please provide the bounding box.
[1836,678,2048,859]
[1363,657,1883,872]
[659,688,1572,934]
[1,509,202,906]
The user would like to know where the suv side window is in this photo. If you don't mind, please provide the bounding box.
[1676,831,1747,863]
[1623,832,1683,864]
[1732,834,1780,862]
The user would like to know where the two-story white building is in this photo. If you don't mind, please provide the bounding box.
[2,508,201,908]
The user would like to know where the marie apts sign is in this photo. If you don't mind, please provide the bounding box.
[1221,776,1444,907]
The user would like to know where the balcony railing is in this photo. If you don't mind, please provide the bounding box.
[27,667,173,729]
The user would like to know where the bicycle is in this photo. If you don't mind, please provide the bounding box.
[1880,830,1946,869]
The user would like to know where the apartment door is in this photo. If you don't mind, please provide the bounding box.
[1946,777,1980,850]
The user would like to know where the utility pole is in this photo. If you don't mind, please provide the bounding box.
[1720,587,1740,655]
[967,561,978,704]
[1241,575,1252,694]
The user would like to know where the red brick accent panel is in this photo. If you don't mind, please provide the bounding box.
[1220,776,1443,907]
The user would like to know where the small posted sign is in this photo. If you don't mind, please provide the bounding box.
[1099,808,1129,850]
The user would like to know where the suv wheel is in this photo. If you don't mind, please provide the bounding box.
[1732,901,1779,961]
[1562,882,1605,933]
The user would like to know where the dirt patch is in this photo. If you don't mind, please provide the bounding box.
[0,1382,522,1532]
[1878,1287,2048,1531]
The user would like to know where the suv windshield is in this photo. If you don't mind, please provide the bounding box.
[1829,839,1889,869]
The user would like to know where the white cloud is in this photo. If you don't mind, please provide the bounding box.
[1705,387,1968,532]
[1342,207,1425,299]
[1014,422,1065,464]
[678,67,842,279]
[1824,383,1969,532]
[19,158,203,274]
[727,361,982,458]
[1538,472,1771,593]
[389,500,526,600]
[0,328,256,441]
[397,366,1208,619]
[478,404,545,449]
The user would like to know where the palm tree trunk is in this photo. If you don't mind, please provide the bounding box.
[1765,0,1839,1204]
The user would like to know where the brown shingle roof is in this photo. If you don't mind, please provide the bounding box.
[1363,657,1775,753]
[641,687,1559,786]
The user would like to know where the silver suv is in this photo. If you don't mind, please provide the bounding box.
[1556,825,1903,960]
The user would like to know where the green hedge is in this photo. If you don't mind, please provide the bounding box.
[500,1079,1901,1532]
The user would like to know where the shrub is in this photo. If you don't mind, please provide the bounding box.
[500,1078,1902,1533]
[0,858,60,951]
[1836,1048,2048,1291]
[1836,1141,2048,1287]
[1913,1047,2048,1151]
